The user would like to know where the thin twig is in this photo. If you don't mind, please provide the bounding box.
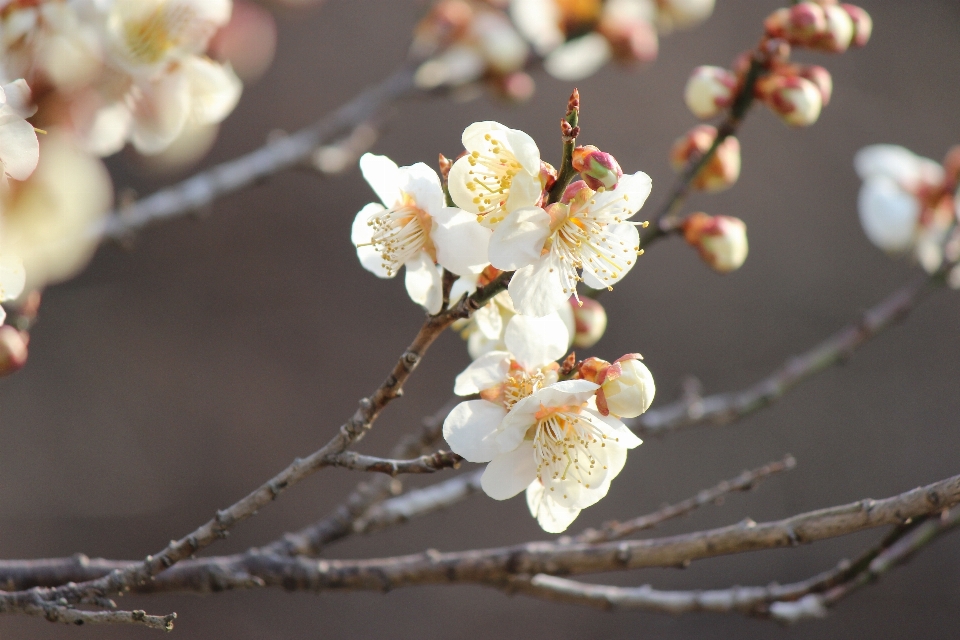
[573,455,796,544]
[635,273,935,436]
[330,450,462,476]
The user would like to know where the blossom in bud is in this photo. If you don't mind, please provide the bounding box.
[0,326,28,376]
[0,79,39,183]
[352,154,491,314]
[684,66,737,119]
[569,296,607,349]
[756,74,823,127]
[854,145,944,253]
[656,0,716,32]
[572,145,623,190]
[448,121,543,228]
[598,13,658,64]
[682,212,749,273]
[446,376,642,533]
[841,4,872,48]
[489,172,652,317]
[670,125,741,192]
[796,65,833,107]
[578,354,655,418]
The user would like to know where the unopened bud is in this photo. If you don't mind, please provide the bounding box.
[560,179,592,205]
[599,16,658,64]
[765,2,856,53]
[569,296,607,349]
[0,326,28,377]
[682,212,749,273]
[841,4,872,47]
[572,145,623,190]
[684,66,737,119]
[756,74,823,127]
[540,160,558,194]
[576,355,655,418]
[670,125,741,192]
[438,153,453,182]
[816,4,855,53]
[796,64,833,106]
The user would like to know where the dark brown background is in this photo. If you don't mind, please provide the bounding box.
[2,0,959,637]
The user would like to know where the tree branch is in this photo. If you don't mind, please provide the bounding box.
[635,272,934,436]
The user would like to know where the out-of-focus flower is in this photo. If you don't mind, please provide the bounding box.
[0,255,26,325]
[0,78,39,184]
[489,171,652,317]
[577,353,655,418]
[684,65,737,120]
[569,295,606,348]
[656,0,715,33]
[755,72,822,127]
[0,324,28,375]
[0,131,112,291]
[208,0,277,83]
[448,121,543,228]
[682,212,749,273]
[572,145,622,191]
[764,1,869,53]
[670,124,740,192]
[352,153,491,314]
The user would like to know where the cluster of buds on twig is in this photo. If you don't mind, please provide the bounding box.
[670,124,741,192]
[683,1,871,128]
[855,144,960,286]
[413,0,717,96]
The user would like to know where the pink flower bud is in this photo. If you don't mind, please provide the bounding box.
[599,16,659,64]
[682,212,749,273]
[796,64,833,106]
[569,296,607,349]
[756,74,823,127]
[764,8,791,39]
[600,355,655,419]
[841,4,872,47]
[670,125,741,192]
[0,326,28,377]
[788,2,828,41]
[684,66,738,119]
[539,160,558,194]
[560,179,591,205]
[815,4,855,52]
[572,145,623,190]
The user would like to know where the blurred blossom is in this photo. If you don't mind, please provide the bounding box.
[569,295,606,348]
[764,1,870,54]
[755,72,822,127]
[684,65,736,120]
[208,0,277,83]
[0,78,39,183]
[1,131,112,291]
[0,324,28,375]
[670,124,740,192]
[682,212,749,273]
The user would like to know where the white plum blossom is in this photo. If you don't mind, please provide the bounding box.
[0,254,26,325]
[448,121,544,228]
[854,145,944,253]
[79,0,242,156]
[489,172,652,317]
[0,78,39,184]
[445,378,641,533]
[352,153,491,314]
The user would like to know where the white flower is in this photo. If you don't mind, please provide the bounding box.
[0,79,39,183]
[656,0,715,32]
[352,153,491,314]
[489,172,652,317]
[543,33,612,82]
[0,254,26,325]
[854,145,943,252]
[448,121,543,228]
[445,379,642,533]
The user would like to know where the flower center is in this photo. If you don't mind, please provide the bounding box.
[464,133,524,225]
[122,2,200,65]
[366,194,436,276]
[529,404,613,492]
[480,361,557,410]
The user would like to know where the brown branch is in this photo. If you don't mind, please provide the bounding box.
[573,455,796,544]
[0,597,176,631]
[635,273,935,436]
[1,472,956,597]
[330,450,463,476]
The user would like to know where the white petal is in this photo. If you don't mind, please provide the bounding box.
[359,153,402,208]
[581,222,640,289]
[501,128,541,175]
[81,102,133,157]
[351,202,391,278]
[858,178,919,252]
[544,33,612,82]
[0,106,39,180]
[510,0,564,55]
[183,56,242,125]
[504,313,569,369]
[526,481,582,533]
[572,442,628,508]
[610,171,654,214]
[0,255,26,301]
[443,399,508,462]
[587,409,643,449]
[509,257,570,317]
[447,155,482,214]
[481,444,538,500]
[130,74,190,155]
[404,252,444,314]
[398,162,444,217]
[462,121,508,149]
[489,206,551,271]
[503,170,543,212]
[473,301,504,339]
[854,144,922,182]
[433,207,493,277]
[454,351,511,395]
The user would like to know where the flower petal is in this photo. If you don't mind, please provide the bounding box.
[462,120,508,149]
[433,207,493,277]
[0,106,39,181]
[359,153,402,208]
[473,300,504,339]
[526,481,581,533]
[454,351,512,396]
[508,257,570,317]
[0,255,26,301]
[404,252,444,314]
[398,162,444,217]
[544,33,612,82]
[501,128,541,175]
[503,170,543,212]
[443,399,508,462]
[447,155,481,214]
[183,56,242,126]
[858,177,920,252]
[504,313,569,369]
[481,444,538,500]
[581,222,640,290]
[351,202,391,278]
[489,206,551,271]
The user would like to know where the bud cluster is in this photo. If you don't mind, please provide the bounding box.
[670,125,741,193]
[764,1,872,53]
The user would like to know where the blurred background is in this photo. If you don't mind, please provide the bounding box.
[1,0,959,637]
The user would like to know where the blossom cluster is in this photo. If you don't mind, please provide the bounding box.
[855,144,960,286]
[352,109,657,531]
[412,0,716,97]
